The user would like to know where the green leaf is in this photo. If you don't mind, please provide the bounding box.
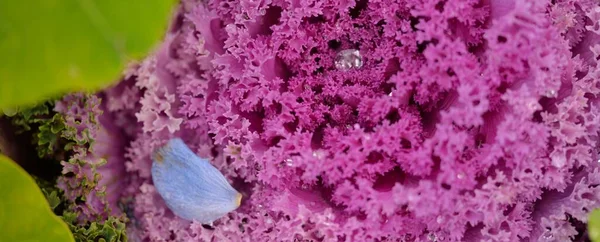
[9,101,68,158]
[64,215,128,242]
[37,113,67,158]
[590,209,600,242]
[0,155,75,242]
[0,0,177,109]
[34,176,63,211]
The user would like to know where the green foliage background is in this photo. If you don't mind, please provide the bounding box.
[0,0,176,110]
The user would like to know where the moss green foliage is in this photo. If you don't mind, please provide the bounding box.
[15,96,130,242]
[0,0,177,110]
[63,212,128,242]
[35,170,129,242]
[9,100,68,158]
[10,100,56,132]
[0,155,75,242]
[38,114,68,156]
[34,176,63,211]
[36,179,129,242]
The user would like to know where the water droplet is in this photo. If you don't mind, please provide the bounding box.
[388,92,393,97]
[225,24,236,33]
[527,100,540,111]
[542,227,554,240]
[285,158,293,166]
[545,90,557,97]
[428,232,437,242]
[457,173,465,179]
[551,152,566,168]
[335,49,363,71]
[312,150,324,159]
[436,216,444,224]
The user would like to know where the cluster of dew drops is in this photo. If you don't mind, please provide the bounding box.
[334,49,363,71]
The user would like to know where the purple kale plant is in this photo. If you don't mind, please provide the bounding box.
[58,0,600,241]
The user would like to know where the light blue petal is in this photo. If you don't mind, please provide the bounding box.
[151,138,242,224]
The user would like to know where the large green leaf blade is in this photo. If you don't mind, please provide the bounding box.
[0,154,75,242]
[590,209,600,242]
[0,0,177,109]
